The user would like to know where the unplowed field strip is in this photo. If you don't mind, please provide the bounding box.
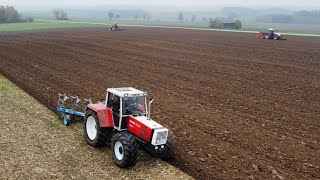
[0,27,319,179]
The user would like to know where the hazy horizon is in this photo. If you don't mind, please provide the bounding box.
[0,0,319,11]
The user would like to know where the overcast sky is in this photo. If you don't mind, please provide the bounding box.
[0,0,319,9]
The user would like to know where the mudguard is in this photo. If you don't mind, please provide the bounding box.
[87,103,114,128]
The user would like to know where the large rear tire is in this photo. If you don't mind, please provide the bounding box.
[111,132,139,168]
[84,109,110,147]
[265,34,270,39]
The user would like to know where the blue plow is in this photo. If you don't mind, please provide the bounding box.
[57,94,92,126]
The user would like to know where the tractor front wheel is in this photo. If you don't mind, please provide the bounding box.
[159,134,175,160]
[84,109,109,147]
[111,132,139,168]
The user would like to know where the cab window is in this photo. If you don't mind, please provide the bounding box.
[107,93,113,108]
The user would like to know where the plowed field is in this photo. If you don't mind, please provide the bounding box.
[0,27,319,179]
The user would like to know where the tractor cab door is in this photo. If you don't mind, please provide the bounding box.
[106,93,121,129]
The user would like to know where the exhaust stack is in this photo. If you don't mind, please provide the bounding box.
[148,96,154,120]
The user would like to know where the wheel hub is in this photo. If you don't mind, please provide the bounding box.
[114,141,124,160]
[86,116,97,140]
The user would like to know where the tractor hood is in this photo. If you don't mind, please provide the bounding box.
[130,115,164,129]
[128,115,168,145]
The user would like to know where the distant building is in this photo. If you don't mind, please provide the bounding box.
[209,20,237,29]
[223,22,237,29]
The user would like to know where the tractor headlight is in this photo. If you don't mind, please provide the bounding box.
[151,128,168,146]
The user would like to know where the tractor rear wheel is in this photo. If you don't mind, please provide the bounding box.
[84,109,110,147]
[111,132,139,168]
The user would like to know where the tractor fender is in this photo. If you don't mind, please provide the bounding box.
[87,103,114,128]
[275,33,282,39]
[275,33,281,36]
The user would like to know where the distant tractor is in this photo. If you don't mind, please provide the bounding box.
[110,23,121,31]
[57,87,173,167]
[257,28,284,40]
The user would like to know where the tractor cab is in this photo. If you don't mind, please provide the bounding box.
[110,23,121,31]
[265,28,276,39]
[268,28,275,34]
[105,87,148,130]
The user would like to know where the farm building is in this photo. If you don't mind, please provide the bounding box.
[209,20,241,29]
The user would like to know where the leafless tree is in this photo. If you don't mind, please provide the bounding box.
[191,14,197,23]
[178,12,184,23]
[116,14,120,21]
[53,9,68,20]
[134,14,139,21]
[108,11,114,21]
[143,13,148,21]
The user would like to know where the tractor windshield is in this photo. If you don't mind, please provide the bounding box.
[122,96,147,115]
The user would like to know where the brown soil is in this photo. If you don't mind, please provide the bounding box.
[0,27,319,179]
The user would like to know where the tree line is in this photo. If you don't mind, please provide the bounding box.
[178,12,242,29]
[257,10,320,24]
[0,6,33,23]
[107,11,150,22]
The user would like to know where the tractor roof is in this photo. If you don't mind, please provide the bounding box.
[107,87,147,97]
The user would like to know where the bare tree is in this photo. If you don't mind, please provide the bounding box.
[116,14,120,21]
[191,14,197,23]
[143,13,148,21]
[178,12,184,23]
[53,9,68,20]
[134,14,139,21]
[53,10,59,19]
[108,11,114,21]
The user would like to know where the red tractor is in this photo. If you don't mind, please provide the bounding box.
[57,87,173,167]
[257,28,284,40]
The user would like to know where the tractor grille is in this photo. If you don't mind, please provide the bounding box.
[152,129,168,145]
